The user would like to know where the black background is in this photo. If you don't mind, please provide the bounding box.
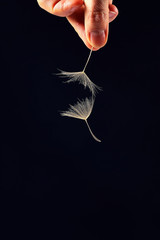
[1,1,160,239]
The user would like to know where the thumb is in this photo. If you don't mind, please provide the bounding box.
[84,0,109,49]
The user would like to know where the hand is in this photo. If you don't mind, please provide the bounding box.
[37,0,118,50]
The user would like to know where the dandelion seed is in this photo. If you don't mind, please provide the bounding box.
[57,48,102,96]
[60,97,101,142]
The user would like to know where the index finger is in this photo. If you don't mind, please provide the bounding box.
[37,0,83,16]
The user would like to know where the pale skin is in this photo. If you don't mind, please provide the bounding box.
[37,0,119,50]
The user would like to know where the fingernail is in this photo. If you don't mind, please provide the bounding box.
[89,30,106,47]
[109,11,116,19]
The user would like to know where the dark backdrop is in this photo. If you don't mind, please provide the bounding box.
[1,1,160,239]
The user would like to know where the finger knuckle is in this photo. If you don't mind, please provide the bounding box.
[88,10,107,24]
[59,2,66,12]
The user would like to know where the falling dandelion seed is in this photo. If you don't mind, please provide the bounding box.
[57,48,102,96]
[60,97,101,142]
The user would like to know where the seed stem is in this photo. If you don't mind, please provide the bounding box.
[85,119,101,142]
[83,47,93,72]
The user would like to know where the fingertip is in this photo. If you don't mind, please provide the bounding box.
[109,5,119,17]
[87,29,108,49]
[109,4,119,14]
